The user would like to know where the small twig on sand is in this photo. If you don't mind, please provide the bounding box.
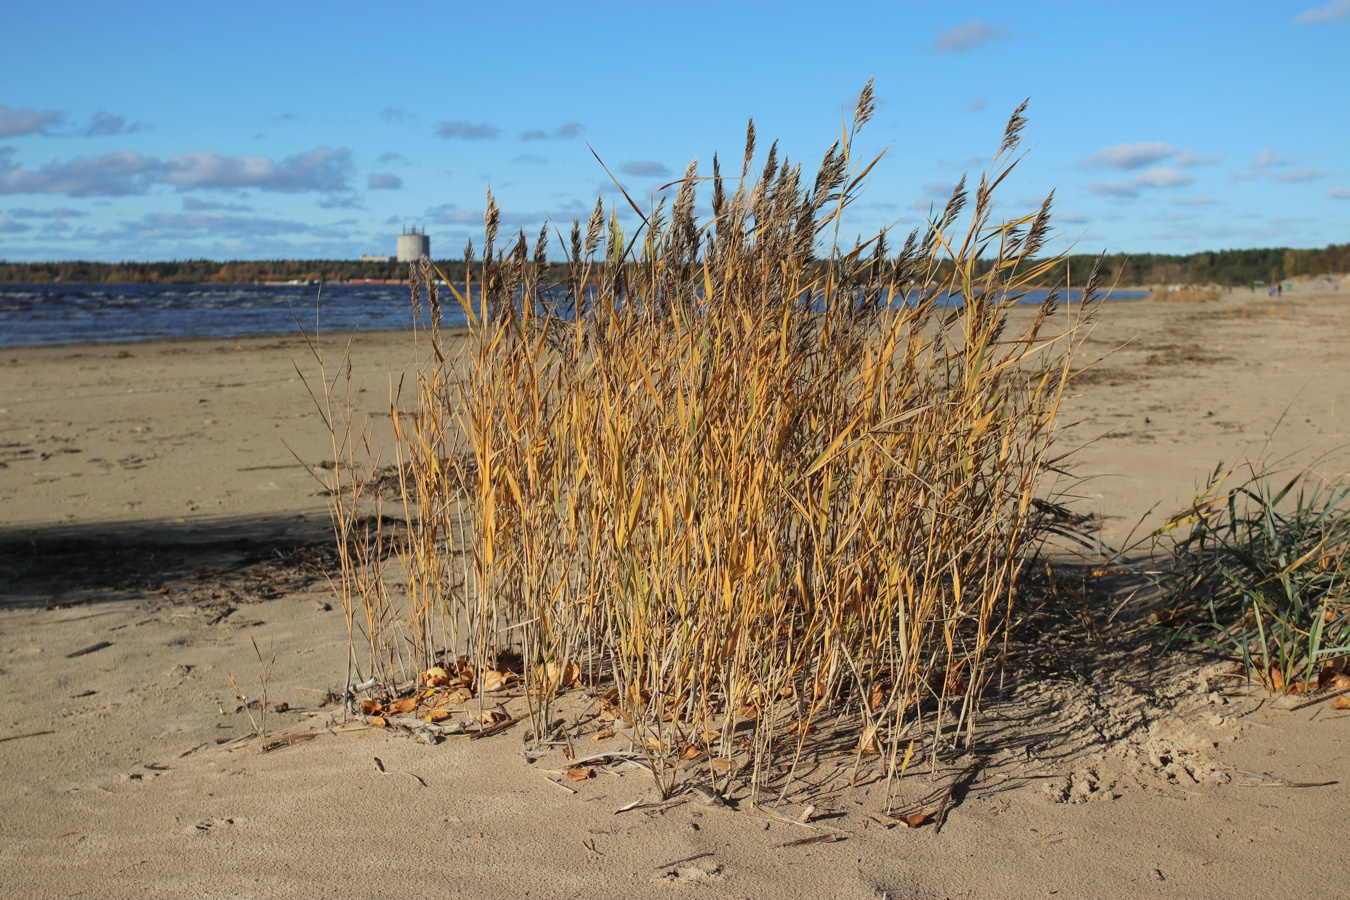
[0,729,55,744]
[372,756,427,787]
[66,641,112,659]
[1233,769,1337,788]
[778,832,845,849]
[1287,688,1350,712]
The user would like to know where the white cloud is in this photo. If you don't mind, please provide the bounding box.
[1328,186,1350,199]
[0,146,352,196]
[933,19,1010,53]
[367,172,402,190]
[1087,166,1194,199]
[0,150,161,196]
[163,147,352,192]
[434,120,500,140]
[1174,150,1225,167]
[84,111,149,137]
[520,122,584,141]
[621,160,671,177]
[1273,168,1330,183]
[1133,167,1193,188]
[1082,142,1176,170]
[1294,0,1350,24]
[0,104,65,137]
[1253,148,1290,168]
[0,215,30,232]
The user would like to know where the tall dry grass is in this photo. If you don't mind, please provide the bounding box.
[328,83,1101,805]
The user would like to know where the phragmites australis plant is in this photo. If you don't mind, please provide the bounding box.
[324,81,1102,806]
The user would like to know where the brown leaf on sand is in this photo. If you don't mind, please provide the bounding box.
[646,737,663,753]
[1332,696,1350,711]
[545,661,582,689]
[358,699,383,716]
[479,709,507,726]
[737,704,758,720]
[902,809,929,828]
[390,697,419,715]
[444,686,473,704]
[566,765,594,782]
[592,729,615,741]
[859,724,881,756]
[1331,674,1350,692]
[368,716,387,728]
[423,710,452,723]
[867,683,885,713]
[422,666,451,687]
[482,670,517,692]
[1270,666,1285,692]
[680,743,704,760]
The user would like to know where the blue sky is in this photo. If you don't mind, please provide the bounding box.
[1,0,1346,262]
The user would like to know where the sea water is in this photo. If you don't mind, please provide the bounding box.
[0,283,1142,348]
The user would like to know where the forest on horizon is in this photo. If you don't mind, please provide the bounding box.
[1,242,1345,288]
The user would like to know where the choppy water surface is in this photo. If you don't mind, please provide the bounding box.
[0,283,1142,348]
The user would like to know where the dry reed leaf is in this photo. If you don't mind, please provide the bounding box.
[358,700,382,716]
[566,766,594,782]
[444,686,473,704]
[700,730,719,745]
[680,744,703,760]
[1270,667,1285,692]
[736,704,758,720]
[867,684,885,713]
[423,710,452,724]
[422,666,451,687]
[1331,674,1350,691]
[787,721,814,736]
[646,737,663,753]
[1332,697,1350,711]
[390,697,419,715]
[592,729,615,741]
[479,709,507,726]
[368,716,387,728]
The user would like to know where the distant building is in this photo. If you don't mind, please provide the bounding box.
[360,254,395,263]
[396,226,430,263]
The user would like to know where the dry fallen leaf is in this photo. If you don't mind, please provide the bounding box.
[368,716,387,728]
[1332,696,1350,710]
[867,684,885,713]
[423,710,452,724]
[736,704,758,720]
[479,709,506,726]
[422,666,450,687]
[566,765,594,782]
[787,720,814,736]
[592,729,615,741]
[859,725,881,756]
[1331,674,1350,692]
[646,737,663,753]
[444,686,473,704]
[390,697,419,715]
[358,699,383,716]
[681,743,703,760]
[903,810,929,828]
[1270,666,1285,692]
[482,670,517,692]
[544,661,582,689]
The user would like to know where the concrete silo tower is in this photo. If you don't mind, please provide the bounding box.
[396,226,431,263]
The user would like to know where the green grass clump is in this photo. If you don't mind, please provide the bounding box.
[330,81,1102,805]
[1161,464,1350,692]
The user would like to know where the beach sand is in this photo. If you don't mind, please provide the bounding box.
[1,288,1347,898]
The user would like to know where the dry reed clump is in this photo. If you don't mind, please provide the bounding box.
[329,83,1102,804]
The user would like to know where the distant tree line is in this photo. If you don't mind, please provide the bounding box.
[1,243,1345,287]
[1014,243,1349,288]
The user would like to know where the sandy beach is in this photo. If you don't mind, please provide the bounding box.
[2,287,1348,898]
